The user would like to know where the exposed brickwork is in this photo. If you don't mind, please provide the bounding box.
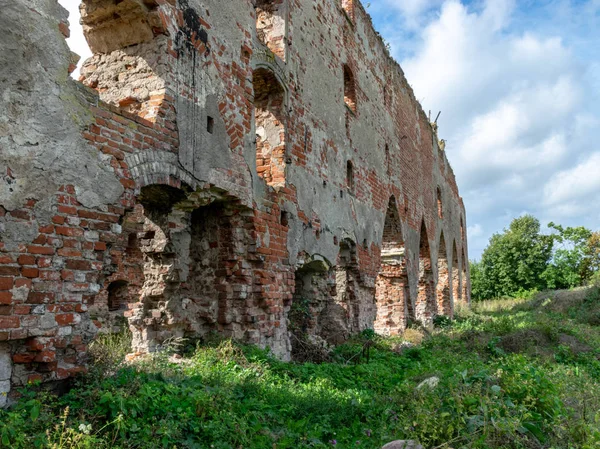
[1,0,470,402]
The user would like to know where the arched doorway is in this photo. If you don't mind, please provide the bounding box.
[416,221,436,325]
[374,197,409,335]
[436,232,451,317]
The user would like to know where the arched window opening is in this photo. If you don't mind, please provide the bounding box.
[253,68,286,187]
[346,160,354,193]
[342,0,355,21]
[437,187,443,219]
[108,280,129,311]
[343,65,357,114]
[255,0,286,60]
[436,232,451,317]
[451,240,460,307]
[460,216,465,241]
[416,221,436,325]
[375,197,409,335]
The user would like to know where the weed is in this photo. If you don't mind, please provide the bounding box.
[2,288,600,448]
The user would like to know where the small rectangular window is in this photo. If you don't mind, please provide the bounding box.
[207,116,214,134]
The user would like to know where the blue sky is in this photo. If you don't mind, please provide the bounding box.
[367,0,600,258]
[59,0,600,259]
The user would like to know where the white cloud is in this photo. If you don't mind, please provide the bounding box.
[467,223,483,238]
[383,0,600,257]
[543,152,600,206]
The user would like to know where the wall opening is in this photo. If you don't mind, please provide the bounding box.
[461,216,465,241]
[134,185,254,353]
[416,221,436,325]
[280,210,289,227]
[436,232,451,317]
[255,0,286,60]
[346,160,354,194]
[437,187,443,219]
[181,202,234,338]
[332,239,360,340]
[374,196,409,335]
[108,280,130,311]
[451,240,460,308]
[289,259,335,360]
[134,184,189,352]
[138,184,188,214]
[343,64,357,114]
[253,68,286,187]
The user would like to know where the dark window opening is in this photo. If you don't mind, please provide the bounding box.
[346,160,354,193]
[207,116,214,134]
[127,232,138,248]
[108,280,129,311]
[343,65,357,113]
[437,187,443,219]
[280,210,289,226]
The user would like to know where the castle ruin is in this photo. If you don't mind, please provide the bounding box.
[0,0,470,405]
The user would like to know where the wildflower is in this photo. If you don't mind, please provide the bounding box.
[365,429,372,437]
[329,439,337,445]
[78,423,92,435]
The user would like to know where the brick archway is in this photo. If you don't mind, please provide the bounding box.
[374,196,409,335]
[416,220,436,325]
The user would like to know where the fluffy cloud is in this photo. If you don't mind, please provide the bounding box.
[382,0,600,258]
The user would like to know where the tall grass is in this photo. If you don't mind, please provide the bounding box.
[2,288,600,448]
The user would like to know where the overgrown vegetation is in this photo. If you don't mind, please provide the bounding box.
[2,288,600,448]
[470,215,600,300]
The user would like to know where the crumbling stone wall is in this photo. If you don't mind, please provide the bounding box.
[0,0,470,403]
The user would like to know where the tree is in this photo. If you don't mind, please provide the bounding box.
[542,223,592,289]
[581,231,600,284]
[471,215,553,300]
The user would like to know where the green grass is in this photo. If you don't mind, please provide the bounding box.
[2,288,600,448]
